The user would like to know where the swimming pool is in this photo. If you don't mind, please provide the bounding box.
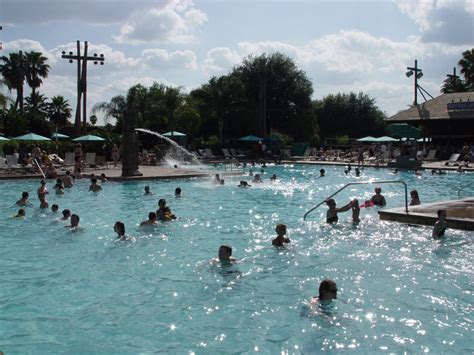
[1,165,473,353]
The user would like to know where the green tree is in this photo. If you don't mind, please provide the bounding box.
[315,92,386,139]
[458,49,474,91]
[441,75,467,94]
[25,92,51,135]
[48,95,72,127]
[25,51,49,96]
[236,53,316,140]
[92,95,127,132]
[0,51,26,113]
[0,78,9,109]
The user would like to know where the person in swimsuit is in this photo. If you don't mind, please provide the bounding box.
[311,279,338,308]
[51,204,59,213]
[144,186,153,195]
[410,190,420,206]
[61,209,71,221]
[325,198,354,223]
[16,191,31,206]
[89,178,102,192]
[14,208,26,218]
[140,212,158,227]
[432,210,448,239]
[370,187,386,206]
[63,170,74,188]
[156,199,176,221]
[217,245,236,265]
[114,221,132,241]
[272,224,290,247]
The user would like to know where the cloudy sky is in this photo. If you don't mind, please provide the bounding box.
[1,0,473,124]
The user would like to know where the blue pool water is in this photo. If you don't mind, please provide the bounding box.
[1,165,473,353]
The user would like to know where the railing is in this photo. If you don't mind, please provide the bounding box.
[458,182,473,197]
[33,159,46,179]
[303,180,408,220]
[222,157,244,172]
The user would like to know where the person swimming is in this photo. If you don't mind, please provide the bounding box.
[14,208,26,218]
[432,210,448,239]
[60,209,71,221]
[16,191,31,206]
[63,170,74,188]
[140,212,158,227]
[156,199,176,221]
[270,174,277,181]
[370,187,386,206]
[311,279,338,309]
[89,178,102,192]
[272,224,290,247]
[114,221,132,241]
[54,178,65,194]
[252,174,262,183]
[100,173,108,182]
[351,198,360,224]
[66,214,82,231]
[325,198,354,223]
[319,169,325,177]
[217,245,237,265]
[175,187,181,196]
[51,204,59,213]
[410,190,420,206]
[238,181,251,188]
[144,186,153,195]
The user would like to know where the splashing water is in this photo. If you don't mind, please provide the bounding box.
[135,128,202,166]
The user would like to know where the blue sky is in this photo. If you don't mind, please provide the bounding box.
[1,0,473,124]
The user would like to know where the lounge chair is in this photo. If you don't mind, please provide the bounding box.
[222,148,232,158]
[230,148,245,159]
[96,155,109,168]
[64,152,75,166]
[424,149,437,161]
[291,147,312,160]
[204,148,216,158]
[445,153,461,166]
[85,152,96,168]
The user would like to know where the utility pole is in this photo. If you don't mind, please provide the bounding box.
[61,41,104,136]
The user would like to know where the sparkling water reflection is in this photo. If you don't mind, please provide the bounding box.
[0,165,473,353]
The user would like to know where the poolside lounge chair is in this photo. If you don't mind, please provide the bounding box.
[85,152,96,168]
[424,149,437,161]
[230,148,245,159]
[222,148,233,158]
[445,153,461,166]
[292,147,312,160]
[204,148,216,158]
[64,152,75,166]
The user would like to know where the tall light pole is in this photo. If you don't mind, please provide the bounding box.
[406,59,423,106]
[61,41,104,136]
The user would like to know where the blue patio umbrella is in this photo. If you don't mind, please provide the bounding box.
[357,136,377,142]
[239,135,264,142]
[14,133,51,141]
[374,136,398,142]
[72,134,105,142]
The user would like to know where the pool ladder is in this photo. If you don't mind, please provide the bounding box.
[303,180,409,220]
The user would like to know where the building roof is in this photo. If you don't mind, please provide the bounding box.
[385,92,474,122]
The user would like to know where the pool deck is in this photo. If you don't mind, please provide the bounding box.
[0,164,241,181]
[379,197,474,231]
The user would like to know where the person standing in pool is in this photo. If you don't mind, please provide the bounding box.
[61,209,71,221]
[63,170,74,188]
[311,279,338,308]
[319,169,325,177]
[114,221,132,241]
[156,199,176,221]
[89,178,102,192]
[144,186,153,195]
[410,190,420,206]
[217,245,236,265]
[272,224,290,247]
[140,212,158,227]
[325,198,354,223]
[66,214,82,231]
[37,179,48,200]
[16,191,31,206]
[175,187,181,197]
[370,187,386,206]
[432,210,448,239]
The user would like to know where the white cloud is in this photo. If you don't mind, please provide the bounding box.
[1,39,56,64]
[393,0,474,44]
[114,1,207,44]
[142,49,197,70]
[202,47,242,75]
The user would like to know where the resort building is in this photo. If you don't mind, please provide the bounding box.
[385,92,474,154]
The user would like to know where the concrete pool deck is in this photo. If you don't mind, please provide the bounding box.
[379,197,474,231]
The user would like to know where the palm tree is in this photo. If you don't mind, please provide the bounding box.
[162,86,184,132]
[458,49,474,91]
[48,95,72,127]
[0,51,26,113]
[25,51,50,95]
[0,78,9,109]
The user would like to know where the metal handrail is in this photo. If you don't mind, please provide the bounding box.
[33,159,46,179]
[303,180,408,220]
[458,182,473,196]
